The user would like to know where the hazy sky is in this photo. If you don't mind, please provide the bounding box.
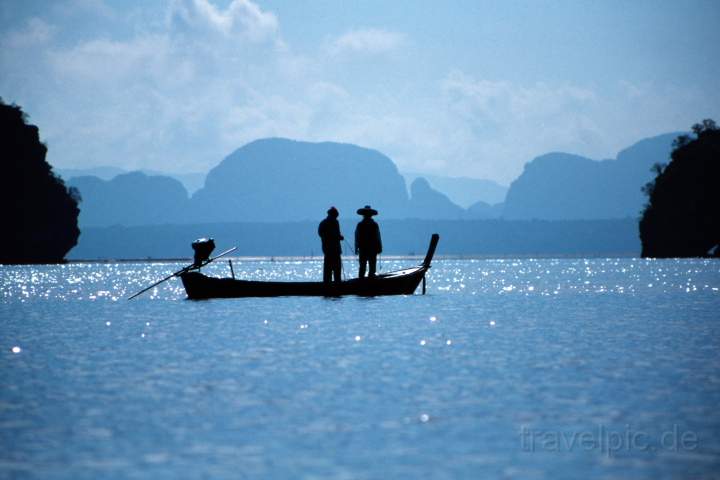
[1,0,718,184]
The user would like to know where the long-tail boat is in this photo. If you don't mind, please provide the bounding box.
[180,234,439,299]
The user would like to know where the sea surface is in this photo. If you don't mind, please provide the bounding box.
[1,257,719,479]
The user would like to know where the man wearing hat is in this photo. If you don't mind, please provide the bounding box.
[318,206,344,283]
[354,205,382,278]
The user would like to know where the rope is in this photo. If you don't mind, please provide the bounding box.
[341,253,347,281]
[342,239,354,281]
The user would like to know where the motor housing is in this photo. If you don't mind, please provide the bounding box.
[191,238,215,266]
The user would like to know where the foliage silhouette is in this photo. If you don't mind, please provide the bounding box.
[0,98,80,263]
[640,119,719,257]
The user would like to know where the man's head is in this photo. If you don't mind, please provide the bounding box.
[356,205,378,218]
[327,206,339,218]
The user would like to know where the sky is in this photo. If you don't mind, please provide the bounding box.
[1,0,719,184]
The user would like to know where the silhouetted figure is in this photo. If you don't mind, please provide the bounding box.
[640,119,720,257]
[318,206,344,283]
[0,98,80,264]
[355,205,382,278]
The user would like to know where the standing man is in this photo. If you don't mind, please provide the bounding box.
[354,205,382,278]
[318,206,344,283]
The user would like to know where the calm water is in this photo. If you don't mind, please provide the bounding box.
[1,257,719,479]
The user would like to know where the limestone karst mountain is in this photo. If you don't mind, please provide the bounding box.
[503,133,681,220]
[68,172,189,227]
[189,138,412,222]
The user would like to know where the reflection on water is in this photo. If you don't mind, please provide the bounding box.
[1,258,719,479]
[2,257,718,302]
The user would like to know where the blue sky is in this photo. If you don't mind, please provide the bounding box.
[1,0,718,184]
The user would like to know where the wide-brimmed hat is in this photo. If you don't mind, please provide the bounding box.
[357,205,378,216]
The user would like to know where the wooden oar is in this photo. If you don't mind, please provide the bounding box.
[128,247,237,300]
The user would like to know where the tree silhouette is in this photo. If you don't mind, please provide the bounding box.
[0,98,80,263]
[639,119,719,257]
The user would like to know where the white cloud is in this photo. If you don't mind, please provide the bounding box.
[418,70,610,180]
[1,0,291,174]
[442,71,598,123]
[2,4,611,183]
[327,28,406,56]
[49,36,166,83]
[169,0,278,43]
[2,1,715,186]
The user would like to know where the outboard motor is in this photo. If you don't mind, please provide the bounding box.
[192,238,215,266]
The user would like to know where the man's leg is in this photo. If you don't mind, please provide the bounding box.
[358,253,367,278]
[369,254,377,277]
[323,256,331,283]
[332,255,342,283]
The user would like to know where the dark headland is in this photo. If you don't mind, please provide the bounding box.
[640,120,720,257]
[1,99,79,264]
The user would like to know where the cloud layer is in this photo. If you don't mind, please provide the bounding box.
[1,0,717,184]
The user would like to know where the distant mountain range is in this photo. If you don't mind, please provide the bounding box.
[59,132,682,234]
[406,178,465,219]
[57,166,505,210]
[503,133,681,220]
[58,167,206,194]
[63,138,481,227]
[68,172,189,227]
[401,173,507,207]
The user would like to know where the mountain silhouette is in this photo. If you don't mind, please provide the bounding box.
[62,133,688,231]
[402,173,507,207]
[58,166,127,181]
[62,139,477,226]
[465,200,503,219]
[503,133,681,220]
[59,166,206,194]
[407,178,465,219]
[190,138,410,222]
[68,172,189,227]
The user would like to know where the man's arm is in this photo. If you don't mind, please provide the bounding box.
[354,225,360,254]
[376,225,382,254]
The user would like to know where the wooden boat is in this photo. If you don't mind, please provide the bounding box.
[180,234,439,299]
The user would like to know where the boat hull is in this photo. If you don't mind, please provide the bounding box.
[181,266,428,299]
[179,234,439,299]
